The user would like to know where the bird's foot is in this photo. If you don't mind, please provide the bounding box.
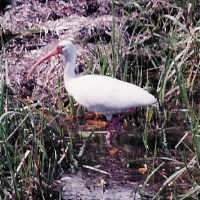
[105,130,113,147]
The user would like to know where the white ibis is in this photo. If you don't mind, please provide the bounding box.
[27,40,157,145]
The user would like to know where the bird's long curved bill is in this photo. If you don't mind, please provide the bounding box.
[27,46,62,80]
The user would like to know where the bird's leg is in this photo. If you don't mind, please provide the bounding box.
[105,121,113,147]
[111,108,136,131]
[105,109,136,147]
[111,115,124,132]
[94,112,101,119]
[105,115,123,147]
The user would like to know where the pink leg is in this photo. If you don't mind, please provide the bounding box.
[111,115,124,132]
[105,109,136,146]
[110,108,136,132]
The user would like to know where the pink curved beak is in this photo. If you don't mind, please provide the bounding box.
[27,45,62,80]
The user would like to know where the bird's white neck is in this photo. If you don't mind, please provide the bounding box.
[63,54,77,85]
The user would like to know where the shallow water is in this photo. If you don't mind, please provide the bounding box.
[50,116,155,199]
[44,111,192,199]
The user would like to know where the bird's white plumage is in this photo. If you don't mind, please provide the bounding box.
[28,40,157,120]
[66,74,156,113]
[59,41,157,118]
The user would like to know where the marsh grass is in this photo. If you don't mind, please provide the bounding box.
[1,0,200,199]
[0,87,61,199]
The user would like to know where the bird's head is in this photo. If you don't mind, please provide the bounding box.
[57,40,76,60]
[27,40,76,80]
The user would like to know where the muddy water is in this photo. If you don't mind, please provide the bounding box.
[44,110,191,199]
[51,116,154,199]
